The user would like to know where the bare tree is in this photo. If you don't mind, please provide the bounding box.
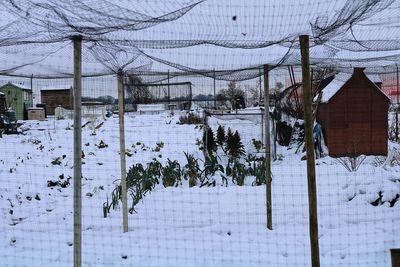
[125,75,154,105]
[216,81,246,110]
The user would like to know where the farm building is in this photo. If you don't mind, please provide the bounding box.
[0,92,6,115]
[316,68,390,157]
[41,85,73,115]
[0,83,33,120]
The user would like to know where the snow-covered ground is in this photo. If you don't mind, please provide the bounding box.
[0,111,399,267]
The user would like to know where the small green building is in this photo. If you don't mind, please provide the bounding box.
[0,83,33,120]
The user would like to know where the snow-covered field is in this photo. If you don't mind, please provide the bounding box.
[1,111,399,267]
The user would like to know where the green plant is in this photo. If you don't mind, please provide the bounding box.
[178,113,204,125]
[104,160,161,216]
[203,127,217,156]
[201,154,224,186]
[252,138,263,152]
[97,140,108,149]
[216,125,226,148]
[252,158,266,186]
[162,159,182,187]
[225,129,245,158]
[226,158,247,186]
[183,152,201,187]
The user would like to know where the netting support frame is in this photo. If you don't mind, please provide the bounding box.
[263,64,272,230]
[300,34,320,267]
[118,69,129,233]
[72,35,83,267]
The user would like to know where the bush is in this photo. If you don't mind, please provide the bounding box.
[178,113,204,124]
[162,159,182,187]
[276,121,293,146]
[202,127,217,156]
[216,125,226,147]
[225,129,245,158]
[183,152,201,187]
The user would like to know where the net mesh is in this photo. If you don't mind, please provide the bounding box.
[0,1,400,267]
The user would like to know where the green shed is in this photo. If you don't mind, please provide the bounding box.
[0,83,33,120]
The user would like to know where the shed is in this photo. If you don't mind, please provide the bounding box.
[0,83,33,120]
[41,85,73,115]
[0,92,6,115]
[316,68,390,157]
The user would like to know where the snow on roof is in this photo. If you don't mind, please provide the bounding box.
[8,82,31,91]
[367,74,382,84]
[320,73,387,103]
[320,73,350,103]
[41,85,72,91]
[0,92,4,96]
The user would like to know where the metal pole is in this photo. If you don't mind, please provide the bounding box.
[213,68,216,109]
[263,64,272,230]
[118,69,129,233]
[72,35,82,267]
[300,35,320,267]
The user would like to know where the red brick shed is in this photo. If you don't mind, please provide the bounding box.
[316,68,390,157]
[41,85,73,115]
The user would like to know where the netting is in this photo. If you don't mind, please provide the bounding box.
[1,1,400,267]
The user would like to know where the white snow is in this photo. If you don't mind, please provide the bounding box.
[41,85,72,91]
[320,73,389,103]
[6,82,32,91]
[0,111,399,266]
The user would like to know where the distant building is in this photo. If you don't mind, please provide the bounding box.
[41,85,73,115]
[0,92,6,115]
[0,83,33,120]
[316,68,390,157]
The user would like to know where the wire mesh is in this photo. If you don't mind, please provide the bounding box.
[0,1,400,267]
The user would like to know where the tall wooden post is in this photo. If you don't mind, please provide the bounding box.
[300,35,320,267]
[259,67,262,102]
[167,70,170,104]
[72,35,82,267]
[117,69,128,233]
[396,64,399,141]
[263,64,272,230]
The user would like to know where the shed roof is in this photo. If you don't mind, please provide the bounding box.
[0,92,4,96]
[319,73,388,103]
[41,85,72,91]
[0,82,32,91]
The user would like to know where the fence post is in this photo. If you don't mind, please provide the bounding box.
[72,35,82,267]
[167,69,170,104]
[396,64,399,141]
[300,34,320,267]
[263,64,272,230]
[117,69,129,233]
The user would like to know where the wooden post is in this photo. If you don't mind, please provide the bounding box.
[72,35,82,267]
[263,64,272,230]
[117,69,128,233]
[259,67,262,102]
[300,35,320,267]
[167,70,170,104]
[396,64,399,142]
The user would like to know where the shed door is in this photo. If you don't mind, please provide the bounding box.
[346,91,372,155]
